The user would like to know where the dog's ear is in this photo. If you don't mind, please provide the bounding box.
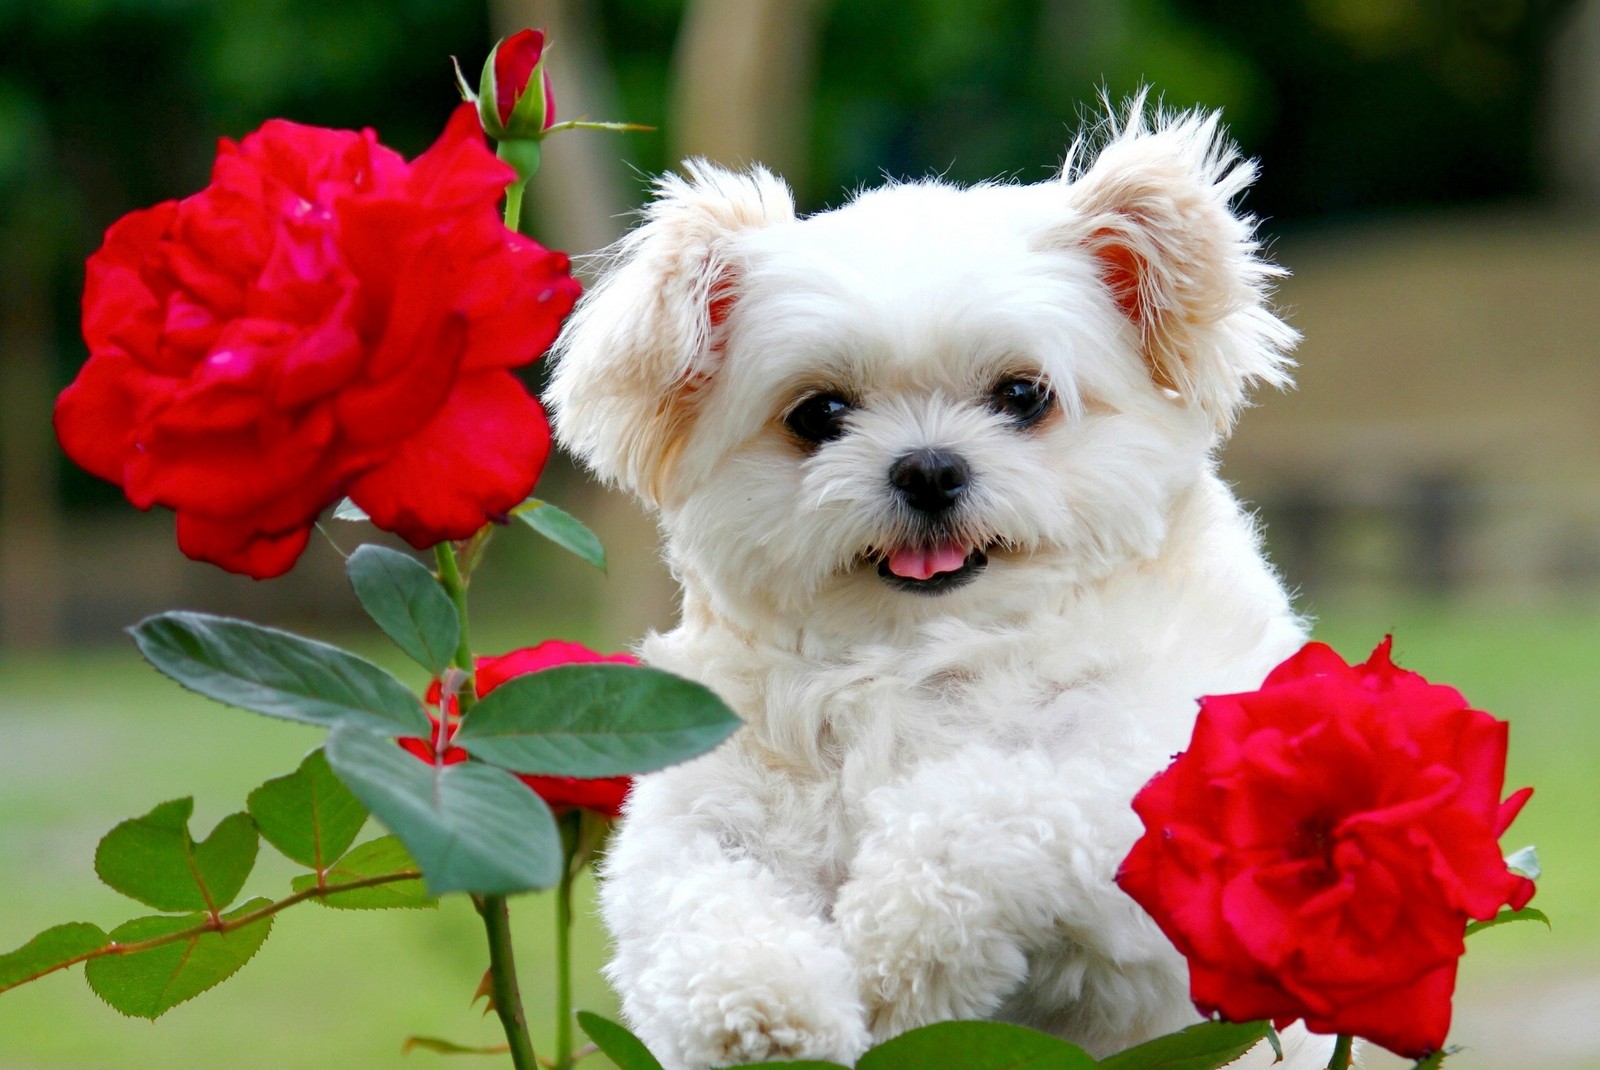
[547,160,795,505]
[1053,100,1297,432]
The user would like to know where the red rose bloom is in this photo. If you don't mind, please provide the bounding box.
[1116,638,1534,1058]
[401,641,636,818]
[55,104,581,578]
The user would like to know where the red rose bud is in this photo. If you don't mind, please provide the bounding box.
[1115,638,1535,1058]
[477,29,555,141]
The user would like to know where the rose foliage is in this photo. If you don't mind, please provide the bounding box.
[404,641,636,817]
[56,104,581,579]
[1117,638,1534,1058]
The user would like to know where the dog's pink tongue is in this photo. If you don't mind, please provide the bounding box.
[887,543,969,581]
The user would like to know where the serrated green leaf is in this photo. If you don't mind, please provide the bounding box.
[401,1035,511,1055]
[577,1012,666,1070]
[515,499,606,571]
[290,835,435,910]
[1505,845,1540,880]
[95,799,258,913]
[858,1021,1096,1070]
[84,898,274,1019]
[1099,1019,1272,1070]
[0,922,110,993]
[247,748,367,870]
[129,611,428,734]
[1465,905,1550,937]
[332,498,369,521]
[454,665,741,778]
[324,725,562,896]
[346,545,460,675]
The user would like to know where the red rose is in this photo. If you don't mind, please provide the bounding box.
[1116,638,1534,1058]
[55,104,581,578]
[488,28,556,135]
[401,641,637,818]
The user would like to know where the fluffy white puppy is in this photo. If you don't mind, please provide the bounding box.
[548,105,1331,1069]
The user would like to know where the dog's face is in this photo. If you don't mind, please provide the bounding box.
[549,108,1295,639]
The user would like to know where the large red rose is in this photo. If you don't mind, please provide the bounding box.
[1116,638,1534,1058]
[401,641,636,818]
[55,104,581,578]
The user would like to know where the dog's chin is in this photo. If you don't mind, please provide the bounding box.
[869,544,991,596]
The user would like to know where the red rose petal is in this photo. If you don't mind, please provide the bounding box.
[347,371,549,547]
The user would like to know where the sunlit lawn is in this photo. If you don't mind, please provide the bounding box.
[1,597,1594,1069]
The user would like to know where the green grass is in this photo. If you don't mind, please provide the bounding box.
[1,598,1593,1068]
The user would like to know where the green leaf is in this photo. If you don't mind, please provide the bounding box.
[332,498,369,521]
[577,1012,666,1070]
[289,835,436,910]
[346,544,461,675]
[129,611,428,735]
[858,1022,1096,1070]
[725,1063,852,1069]
[1465,905,1550,937]
[1099,1019,1272,1070]
[0,922,110,993]
[324,725,562,896]
[1505,845,1540,880]
[95,799,258,913]
[247,749,368,870]
[401,1036,510,1056]
[454,664,741,778]
[515,498,606,571]
[84,898,274,1019]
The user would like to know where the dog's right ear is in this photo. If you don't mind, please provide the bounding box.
[546,160,795,506]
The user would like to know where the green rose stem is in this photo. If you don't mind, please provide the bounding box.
[11,871,422,986]
[553,810,584,1070]
[1326,1034,1353,1070]
[435,539,539,1070]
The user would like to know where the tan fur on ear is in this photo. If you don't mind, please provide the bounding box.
[1057,97,1297,431]
[546,161,795,506]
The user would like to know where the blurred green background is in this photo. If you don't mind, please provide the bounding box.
[2,0,1596,1067]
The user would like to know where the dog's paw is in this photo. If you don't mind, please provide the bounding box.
[836,872,1029,1041]
[684,983,868,1067]
[663,943,871,1068]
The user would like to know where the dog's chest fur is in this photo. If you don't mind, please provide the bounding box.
[638,477,1303,916]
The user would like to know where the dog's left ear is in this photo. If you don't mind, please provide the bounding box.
[1053,102,1297,431]
[547,160,795,506]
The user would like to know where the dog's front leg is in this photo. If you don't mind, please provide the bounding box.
[834,746,1173,1046]
[599,776,872,1070]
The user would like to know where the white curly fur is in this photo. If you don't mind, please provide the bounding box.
[549,101,1333,1069]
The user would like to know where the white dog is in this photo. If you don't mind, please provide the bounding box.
[548,104,1332,1069]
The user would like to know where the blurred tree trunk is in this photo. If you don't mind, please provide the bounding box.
[0,213,65,649]
[668,0,826,184]
[489,0,633,257]
[488,0,678,645]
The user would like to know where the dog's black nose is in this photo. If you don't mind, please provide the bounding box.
[889,449,970,514]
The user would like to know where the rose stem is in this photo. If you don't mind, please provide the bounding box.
[553,810,582,1070]
[437,539,537,1070]
[477,893,540,1070]
[1326,1034,1353,1070]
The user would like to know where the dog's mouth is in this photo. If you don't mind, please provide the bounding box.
[875,541,988,595]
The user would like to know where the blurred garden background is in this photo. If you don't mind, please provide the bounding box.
[1,0,1596,1066]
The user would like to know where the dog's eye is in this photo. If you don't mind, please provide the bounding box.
[785,393,852,445]
[990,377,1053,426]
